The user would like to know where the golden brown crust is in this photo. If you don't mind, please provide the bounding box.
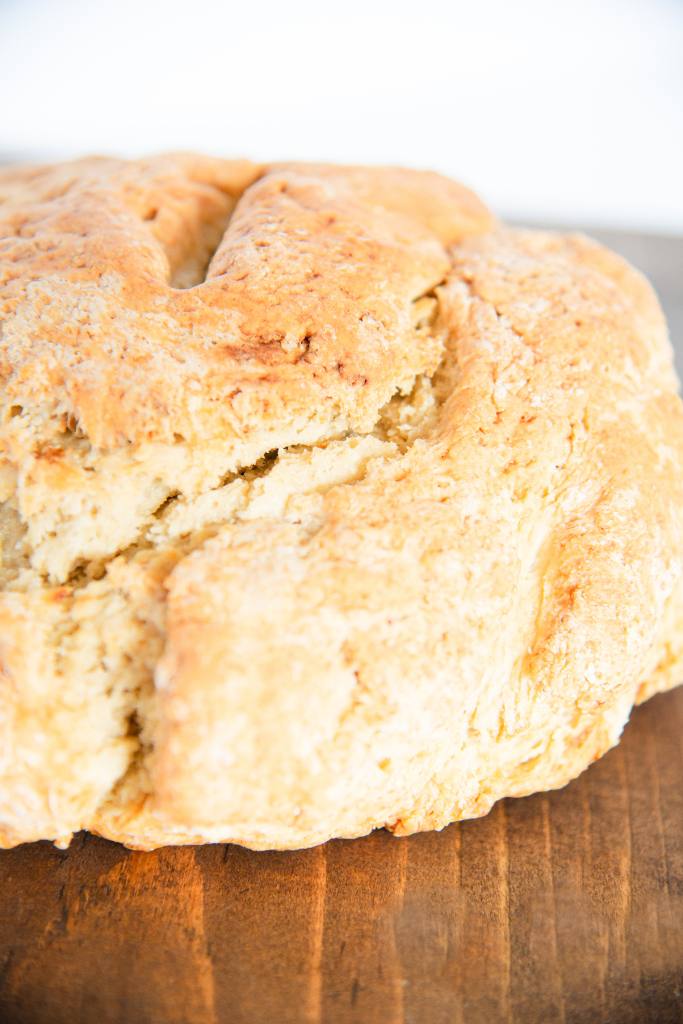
[0,154,490,452]
[0,154,681,851]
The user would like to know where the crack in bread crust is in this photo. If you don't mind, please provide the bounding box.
[1,156,682,851]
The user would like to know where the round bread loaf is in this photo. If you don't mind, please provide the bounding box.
[0,154,682,850]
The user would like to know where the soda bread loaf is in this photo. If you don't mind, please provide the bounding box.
[1,154,682,849]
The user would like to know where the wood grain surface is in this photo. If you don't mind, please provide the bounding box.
[1,232,682,1024]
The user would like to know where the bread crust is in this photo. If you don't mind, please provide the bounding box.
[0,154,681,850]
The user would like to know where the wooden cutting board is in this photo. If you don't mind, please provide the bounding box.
[1,231,682,1024]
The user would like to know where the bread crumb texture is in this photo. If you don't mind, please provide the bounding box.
[0,153,681,849]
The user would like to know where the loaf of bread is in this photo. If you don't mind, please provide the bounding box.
[1,154,681,850]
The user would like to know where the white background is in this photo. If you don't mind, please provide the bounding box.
[1,0,682,233]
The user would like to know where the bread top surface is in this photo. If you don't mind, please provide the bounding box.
[0,154,491,452]
[1,154,682,849]
[0,154,494,582]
